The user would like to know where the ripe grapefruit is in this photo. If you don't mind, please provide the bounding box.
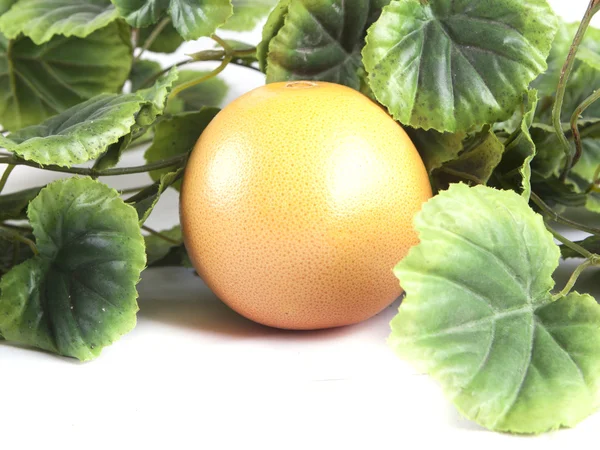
[180,81,432,330]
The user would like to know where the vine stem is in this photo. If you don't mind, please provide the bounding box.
[546,224,593,259]
[141,225,181,245]
[0,224,38,256]
[0,164,15,194]
[552,258,600,300]
[530,191,600,236]
[136,17,171,61]
[570,89,600,169]
[0,154,187,177]
[556,0,600,181]
[169,55,232,100]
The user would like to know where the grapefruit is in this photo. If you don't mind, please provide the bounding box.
[180,81,432,330]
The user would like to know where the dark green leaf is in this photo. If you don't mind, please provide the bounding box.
[432,131,504,190]
[265,0,389,89]
[111,0,232,40]
[531,174,587,209]
[391,183,600,433]
[561,235,600,259]
[0,231,34,276]
[0,0,118,44]
[222,0,275,31]
[165,70,228,114]
[405,127,466,174]
[0,177,146,361]
[132,169,183,224]
[529,124,564,178]
[363,0,557,132]
[130,59,162,92]
[0,21,132,130]
[0,93,146,166]
[145,108,219,190]
[137,20,183,53]
[0,186,41,220]
[92,133,133,171]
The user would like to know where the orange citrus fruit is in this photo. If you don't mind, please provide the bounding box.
[180,81,432,330]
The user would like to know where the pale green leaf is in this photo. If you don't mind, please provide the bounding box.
[257,0,288,72]
[0,21,132,130]
[494,90,538,199]
[135,66,179,126]
[0,93,146,166]
[145,108,219,190]
[111,0,233,40]
[222,0,275,31]
[165,70,228,114]
[0,177,146,361]
[0,0,118,44]
[363,0,557,132]
[391,183,600,433]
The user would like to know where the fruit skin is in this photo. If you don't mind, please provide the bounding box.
[180,81,432,330]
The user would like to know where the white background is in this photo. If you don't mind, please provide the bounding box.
[1,1,599,449]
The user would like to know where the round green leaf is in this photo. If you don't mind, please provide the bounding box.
[0,21,133,131]
[363,0,557,132]
[391,183,600,433]
[265,0,389,89]
[111,0,232,40]
[0,93,147,166]
[0,177,146,361]
[0,0,119,45]
[145,108,219,190]
[222,0,275,32]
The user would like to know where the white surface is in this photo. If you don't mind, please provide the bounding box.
[2,2,600,448]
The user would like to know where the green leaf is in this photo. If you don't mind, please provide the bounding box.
[222,0,275,31]
[494,90,538,199]
[130,59,162,92]
[0,0,17,14]
[391,183,600,433]
[144,224,183,265]
[132,168,183,224]
[405,127,466,174]
[165,70,228,114]
[0,21,133,131]
[0,177,146,361]
[0,234,34,276]
[363,0,557,132]
[561,235,600,259]
[0,186,41,220]
[111,0,233,40]
[137,20,183,53]
[135,66,179,126]
[531,174,587,209]
[0,93,146,166]
[0,0,118,44]
[529,124,564,178]
[92,133,132,171]
[432,131,504,190]
[264,0,389,89]
[145,108,219,190]
[257,0,288,72]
